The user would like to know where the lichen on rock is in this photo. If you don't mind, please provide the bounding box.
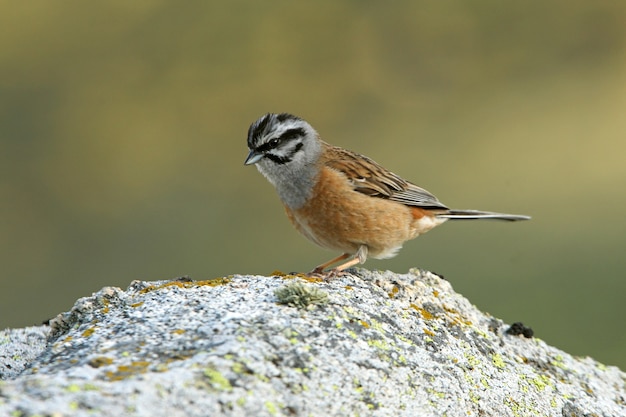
[0,269,624,417]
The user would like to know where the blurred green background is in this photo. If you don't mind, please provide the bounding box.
[1,1,625,369]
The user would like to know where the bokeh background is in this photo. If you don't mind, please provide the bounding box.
[1,2,625,369]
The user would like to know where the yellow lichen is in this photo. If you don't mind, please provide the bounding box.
[492,353,506,369]
[396,334,414,346]
[265,401,278,416]
[368,318,385,332]
[388,286,399,298]
[409,304,434,320]
[443,305,472,326]
[550,355,567,370]
[105,361,151,381]
[138,277,231,294]
[231,362,246,374]
[465,353,482,368]
[203,367,232,391]
[272,270,323,282]
[427,387,446,399]
[65,384,81,393]
[367,339,390,350]
[469,391,480,404]
[81,328,95,337]
[529,374,551,391]
[88,356,113,368]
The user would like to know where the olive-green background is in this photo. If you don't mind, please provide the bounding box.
[1,2,625,370]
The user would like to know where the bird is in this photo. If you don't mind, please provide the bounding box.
[244,113,530,276]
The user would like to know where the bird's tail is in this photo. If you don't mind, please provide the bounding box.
[437,209,530,221]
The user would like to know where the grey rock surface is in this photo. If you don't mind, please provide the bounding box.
[0,269,624,417]
[0,326,48,380]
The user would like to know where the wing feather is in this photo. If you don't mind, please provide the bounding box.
[322,144,449,210]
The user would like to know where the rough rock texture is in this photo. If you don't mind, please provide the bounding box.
[0,269,624,417]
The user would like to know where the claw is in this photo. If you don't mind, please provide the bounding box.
[306,246,368,279]
[305,267,353,281]
[323,268,351,280]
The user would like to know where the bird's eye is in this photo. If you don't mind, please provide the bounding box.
[268,138,280,148]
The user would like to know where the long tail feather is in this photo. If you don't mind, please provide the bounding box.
[437,209,530,221]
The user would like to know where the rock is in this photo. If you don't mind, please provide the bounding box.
[0,326,48,380]
[0,269,624,417]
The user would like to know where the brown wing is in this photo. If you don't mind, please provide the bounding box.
[322,143,449,210]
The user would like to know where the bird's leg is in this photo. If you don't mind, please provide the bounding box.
[308,253,350,276]
[324,246,369,279]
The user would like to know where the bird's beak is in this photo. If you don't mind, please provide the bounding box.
[244,149,263,165]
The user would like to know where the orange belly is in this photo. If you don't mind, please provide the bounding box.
[284,167,447,259]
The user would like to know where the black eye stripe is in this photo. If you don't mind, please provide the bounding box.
[256,141,274,153]
[265,142,304,165]
[256,128,305,153]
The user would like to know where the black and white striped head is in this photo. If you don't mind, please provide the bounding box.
[244,113,322,208]
[244,113,317,167]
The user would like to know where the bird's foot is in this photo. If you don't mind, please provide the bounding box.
[306,267,351,280]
